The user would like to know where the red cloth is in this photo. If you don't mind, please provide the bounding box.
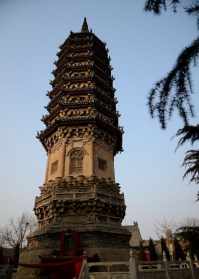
[19,256,83,279]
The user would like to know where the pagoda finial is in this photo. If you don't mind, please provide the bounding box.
[81,17,89,33]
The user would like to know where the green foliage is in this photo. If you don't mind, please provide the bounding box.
[144,0,199,195]
[176,125,199,149]
[186,3,199,29]
[175,125,199,185]
[148,38,199,129]
[145,0,180,14]
[182,149,199,185]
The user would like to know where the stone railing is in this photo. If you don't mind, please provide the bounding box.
[138,261,191,272]
[79,250,199,279]
[87,261,129,279]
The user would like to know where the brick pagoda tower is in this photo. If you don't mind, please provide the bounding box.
[17,19,130,278]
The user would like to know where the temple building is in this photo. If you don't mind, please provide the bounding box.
[16,19,130,278]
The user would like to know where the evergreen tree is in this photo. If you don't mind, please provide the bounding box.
[144,0,199,199]
[148,238,158,261]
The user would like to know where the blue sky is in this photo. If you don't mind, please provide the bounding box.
[0,0,198,238]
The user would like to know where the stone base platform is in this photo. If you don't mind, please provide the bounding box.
[16,224,130,279]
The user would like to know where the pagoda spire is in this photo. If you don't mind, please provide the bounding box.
[81,17,89,33]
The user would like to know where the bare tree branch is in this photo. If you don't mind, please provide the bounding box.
[1,213,37,249]
[154,218,177,238]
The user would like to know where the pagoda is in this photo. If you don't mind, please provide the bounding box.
[17,19,130,278]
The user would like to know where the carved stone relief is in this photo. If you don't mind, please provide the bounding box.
[60,94,94,105]
[66,60,93,68]
[44,125,116,153]
[63,80,95,90]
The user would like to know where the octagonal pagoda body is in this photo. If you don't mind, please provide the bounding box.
[16,19,130,279]
[35,18,125,230]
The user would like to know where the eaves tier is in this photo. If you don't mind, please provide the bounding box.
[37,28,123,154]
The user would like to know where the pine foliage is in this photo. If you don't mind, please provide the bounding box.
[176,125,199,149]
[186,3,199,29]
[145,0,180,14]
[182,149,199,185]
[145,0,199,195]
[148,38,199,129]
